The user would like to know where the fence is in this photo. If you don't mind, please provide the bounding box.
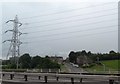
[2,68,60,73]
[2,72,119,84]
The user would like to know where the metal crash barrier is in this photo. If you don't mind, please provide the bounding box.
[2,72,119,84]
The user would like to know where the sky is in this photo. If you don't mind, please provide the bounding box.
[0,0,119,59]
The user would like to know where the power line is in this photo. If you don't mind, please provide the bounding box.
[26,30,118,44]
[20,25,117,39]
[3,17,117,38]
[20,2,116,20]
[26,24,117,34]
[21,18,117,30]
[21,25,117,39]
[3,8,117,32]
[23,13,118,29]
[25,8,118,24]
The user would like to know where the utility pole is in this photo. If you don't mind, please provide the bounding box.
[3,15,22,69]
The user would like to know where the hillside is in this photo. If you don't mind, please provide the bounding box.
[84,60,120,73]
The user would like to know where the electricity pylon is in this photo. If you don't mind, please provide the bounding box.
[3,15,22,69]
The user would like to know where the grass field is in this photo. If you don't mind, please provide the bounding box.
[84,60,120,73]
[101,60,119,70]
[60,64,69,72]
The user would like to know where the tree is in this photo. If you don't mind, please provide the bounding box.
[88,51,92,56]
[81,50,87,55]
[109,50,116,54]
[37,57,60,69]
[69,51,77,63]
[31,56,42,68]
[19,53,31,69]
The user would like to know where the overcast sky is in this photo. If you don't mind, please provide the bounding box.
[1,0,119,59]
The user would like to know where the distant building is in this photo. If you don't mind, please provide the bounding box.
[49,56,63,64]
[65,57,69,63]
[76,55,92,66]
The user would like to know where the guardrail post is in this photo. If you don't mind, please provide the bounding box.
[80,78,83,83]
[3,74,5,76]
[24,75,28,81]
[44,76,47,83]
[13,74,14,78]
[58,69,61,73]
[10,74,13,80]
[71,78,74,84]
[41,69,43,72]
[49,69,51,72]
[38,76,41,80]
[56,77,59,81]
[109,79,114,84]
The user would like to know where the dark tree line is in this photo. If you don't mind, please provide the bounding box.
[2,53,60,69]
[69,50,120,64]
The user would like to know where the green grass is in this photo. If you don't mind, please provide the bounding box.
[101,60,119,70]
[84,60,120,73]
[60,64,69,72]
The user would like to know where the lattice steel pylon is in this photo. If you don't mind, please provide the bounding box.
[3,15,22,69]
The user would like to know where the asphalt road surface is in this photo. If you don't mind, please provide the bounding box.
[64,63,87,73]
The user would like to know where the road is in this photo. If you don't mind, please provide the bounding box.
[64,63,87,73]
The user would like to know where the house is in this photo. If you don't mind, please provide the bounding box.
[49,56,63,64]
[76,55,92,66]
